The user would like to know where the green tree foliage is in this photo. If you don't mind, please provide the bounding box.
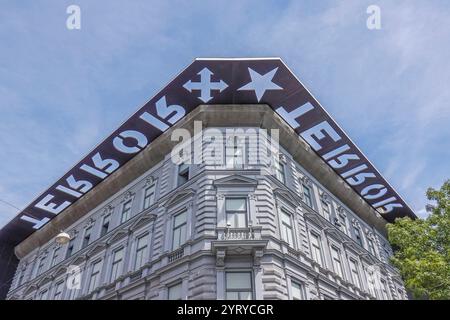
[387,179,450,299]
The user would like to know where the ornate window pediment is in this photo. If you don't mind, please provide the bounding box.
[273,188,302,208]
[300,175,312,187]
[213,174,258,187]
[164,188,196,208]
[121,190,135,203]
[129,212,157,231]
[86,242,107,257]
[106,229,129,245]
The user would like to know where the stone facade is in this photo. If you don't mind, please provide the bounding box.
[6,106,407,300]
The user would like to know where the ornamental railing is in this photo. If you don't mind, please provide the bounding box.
[216,226,262,241]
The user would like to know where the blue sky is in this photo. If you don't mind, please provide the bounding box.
[0,0,449,227]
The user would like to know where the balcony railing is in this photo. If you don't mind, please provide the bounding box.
[216,226,262,241]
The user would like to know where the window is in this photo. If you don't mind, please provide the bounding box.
[121,200,132,223]
[168,282,183,300]
[18,269,25,287]
[225,272,253,300]
[280,209,294,247]
[354,226,363,246]
[66,238,76,259]
[110,248,124,282]
[309,233,323,266]
[367,270,377,297]
[380,279,389,299]
[273,155,285,183]
[36,257,46,275]
[335,212,347,233]
[321,200,330,220]
[143,183,156,209]
[50,247,60,267]
[291,281,305,300]
[135,234,149,269]
[302,184,312,207]
[225,198,247,228]
[226,136,244,168]
[39,289,49,300]
[367,238,376,256]
[82,226,92,248]
[100,213,111,237]
[177,163,189,187]
[349,258,361,288]
[172,211,187,250]
[54,281,64,300]
[88,261,102,293]
[330,246,343,278]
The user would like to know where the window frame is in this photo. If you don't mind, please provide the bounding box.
[172,210,188,250]
[135,233,149,269]
[110,247,125,282]
[279,208,295,247]
[225,197,248,228]
[121,199,133,223]
[225,271,254,300]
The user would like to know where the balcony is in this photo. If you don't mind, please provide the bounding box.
[216,226,262,241]
[212,226,268,266]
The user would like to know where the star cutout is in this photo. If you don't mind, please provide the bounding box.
[238,67,283,101]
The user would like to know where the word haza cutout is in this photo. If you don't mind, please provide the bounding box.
[0,58,416,246]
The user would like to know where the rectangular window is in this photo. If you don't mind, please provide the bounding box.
[135,234,149,269]
[121,200,132,223]
[380,279,389,299]
[82,226,92,248]
[226,136,244,168]
[273,156,285,183]
[310,233,323,266]
[302,184,313,207]
[39,289,48,300]
[66,238,76,259]
[330,246,343,278]
[367,238,376,256]
[88,261,102,293]
[225,272,253,300]
[110,248,124,282]
[50,247,60,267]
[172,211,187,250]
[354,226,363,246]
[53,281,64,300]
[280,209,294,247]
[168,282,183,300]
[177,163,189,187]
[37,257,46,275]
[18,270,25,287]
[321,200,330,220]
[100,214,111,237]
[143,184,156,209]
[291,281,305,300]
[225,198,247,228]
[349,258,361,288]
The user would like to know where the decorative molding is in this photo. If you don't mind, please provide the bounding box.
[144,176,156,187]
[216,249,226,267]
[300,175,312,187]
[121,190,135,203]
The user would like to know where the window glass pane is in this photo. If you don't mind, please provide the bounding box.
[241,291,253,300]
[291,281,303,299]
[237,213,246,228]
[226,272,251,290]
[226,198,246,211]
[173,229,181,249]
[281,210,291,225]
[226,292,239,300]
[114,248,124,261]
[174,211,187,227]
[168,283,182,300]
